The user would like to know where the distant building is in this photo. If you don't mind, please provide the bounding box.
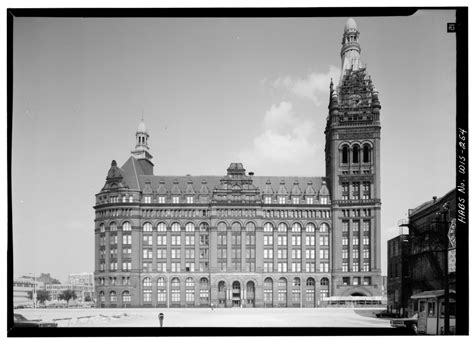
[45,283,94,302]
[394,189,456,316]
[13,277,42,307]
[68,272,94,286]
[387,234,410,316]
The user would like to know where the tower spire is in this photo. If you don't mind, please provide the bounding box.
[340,18,362,83]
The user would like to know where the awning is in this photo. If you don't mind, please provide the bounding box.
[410,289,456,300]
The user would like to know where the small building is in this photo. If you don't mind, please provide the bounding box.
[387,234,410,316]
[13,277,43,307]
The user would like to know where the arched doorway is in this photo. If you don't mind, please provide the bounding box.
[351,293,365,296]
[264,278,273,307]
[246,281,255,307]
[218,281,226,307]
[232,281,241,307]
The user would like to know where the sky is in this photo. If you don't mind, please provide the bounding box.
[11,10,456,282]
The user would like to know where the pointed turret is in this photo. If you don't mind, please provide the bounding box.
[131,118,154,168]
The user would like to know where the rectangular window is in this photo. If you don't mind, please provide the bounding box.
[353,249,359,259]
[142,249,153,259]
[185,262,195,272]
[158,196,165,203]
[171,262,181,272]
[320,197,328,204]
[172,196,179,204]
[122,261,131,271]
[306,197,314,204]
[320,262,329,272]
[353,237,359,245]
[291,235,301,246]
[352,220,360,232]
[305,235,315,246]
[144,196,151,204]
[363,277,371,285]
[186,196,194,204]
[264,248,273,259]
[363,236,370,245]
[264,262,274,272]
[143,235,152,246]
[277,249,287,259]
[278,196,286,204]
[319,235,328,246]
[305,249,315,259]
[305,262,315,272]
[110,235,118,245]
[320,249,329,259]
[143,290,152,302]
[199,249,208,259]
[157,235,167,245]
[342,237,349,246]
[292,197,300,204]
[129,196,133,203]
[292,249,301,259]
[278,235,287,246]
[277,262,287,272]
[363,249,370,259]
[342,220,349,232]
[171,236,181,245]
[142,262,152,272]
[185,235,195,245]
[342,262,348,272]
[200,234,209,246]
[291,262,301,272]
[171,249,181,259]
[363,263,370,272]
[185,249,195,259]
[352,262,360,272]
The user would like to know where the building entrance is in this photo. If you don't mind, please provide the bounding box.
[232,281,241,307]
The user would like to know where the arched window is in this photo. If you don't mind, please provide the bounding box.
[110,222,117,232]
[264,223,273,233]
[186,277,194,287]
[319,223,329,233]
[306,223,315,233]
[200,222,209,232]
[342,145,349,164]
[157,278,166,304]
[143,277,152,287]
[100,223,105,233]
[232,222,241,232]
[246,222,255,232]
[278,278,287,306]
[185,278,195,303]
[110,291,117,302]
[363,144,371,163]
[171,278,180,303]
[122,290,131,303]
[292,223,301,233]
[143,222,152,232]
[200,277,209,287]
[217,222,227,232]
[122,222,131,232]
[99,291,105,302]
[306,278,315,286]
[278,223,287,233]
[157,277,165,287]
[171,223,180,233]
[218,281,226,292]
[185,223,195,233]
[157,222,166,232]
[264,278,273,306]
[353,145,360,163]
[321,277,329,286]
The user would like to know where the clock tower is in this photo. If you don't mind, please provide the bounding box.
[325,18,382,297]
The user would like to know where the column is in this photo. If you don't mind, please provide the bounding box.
[241,228,246,272]
[227,227,232,271]
[117,228,123,273]
[255,223,264,272]
[152,226,157,272]
[105,229,111,272]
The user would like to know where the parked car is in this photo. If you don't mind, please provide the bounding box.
[375,310,399,318]
[390,313,419,334]
[13,313,57,328]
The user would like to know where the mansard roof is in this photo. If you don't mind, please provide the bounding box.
[113,157,326,195]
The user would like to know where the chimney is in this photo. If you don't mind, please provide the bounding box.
[432,196,437,202]
[249,172,254,176]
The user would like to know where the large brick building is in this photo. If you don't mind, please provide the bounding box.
[94,18,383,308]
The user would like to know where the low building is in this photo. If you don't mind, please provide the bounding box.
[45,283,94,302]
[391,189,456,317]
[13,277,42,307]
[387,234,409,316]
[68,272,94,286]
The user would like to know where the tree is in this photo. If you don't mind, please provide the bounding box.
[36,290,51,304]
[84,295,91,302]
[58,289,77,306]
[27,291,33,300]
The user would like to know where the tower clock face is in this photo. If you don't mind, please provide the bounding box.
[350,94,362,105]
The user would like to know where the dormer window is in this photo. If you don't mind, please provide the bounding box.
[278,197,286,204]
[122,196,127,203]
[321,197,329,205]
[264,196,272,204]
[129,196,133,203]
[144,196,151,204]
[172,196,180,204]
[186,196,194,204]
[306,197,314,204]
[292,197,300,204]
[158,196,165,204]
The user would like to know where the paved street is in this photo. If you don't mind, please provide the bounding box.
[17,307,391,328]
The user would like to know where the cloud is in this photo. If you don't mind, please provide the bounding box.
[272,65,340,105]
[238,101,321,175]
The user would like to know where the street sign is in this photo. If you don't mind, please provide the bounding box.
[448,249,456,273]
[447,219,456,248]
